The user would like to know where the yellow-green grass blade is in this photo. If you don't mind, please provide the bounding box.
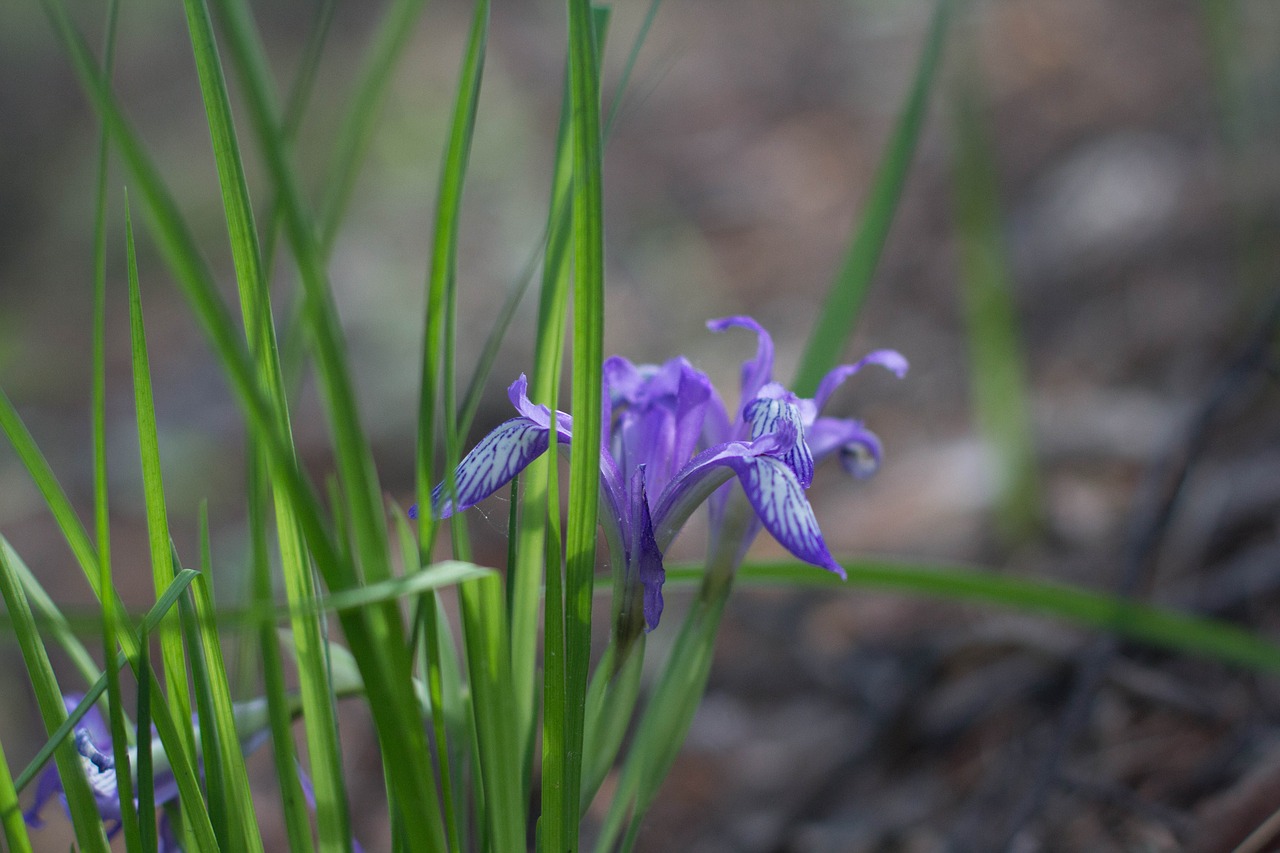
[661,559,1280,673]
[792,0,952,395]
[205,21,437,839]
[0,545,111,852]
[193,509,266,852]
[314,0,429,252]
[89,6,141,844]
[12,568,198,796]
[560,1,608,845]
[178,0,357,843]
[125,201,200,811]
[248,454,316,853]
[950,62,1042,542]
[0,730,32,853]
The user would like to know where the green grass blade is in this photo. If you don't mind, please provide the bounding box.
[180,545,231,848]
[0,732,32,853]
[950,64,1042,542]
[792,0,952,395]
[394,512,462,853]
[580,639,644,810]
[664,559,1280,672]
[136,630,158,853]
[90,5,142,843]
[11,569,198,796]
[178,0,359,843]
[191,0,448,839]
[458,574,523,851]
[561,1,608,845]
[125,200,200,791]
[248,455,316,853]
[0,546,111,852]
[2,542,100,686]
[193,508,266,851]
[316,0,430,252]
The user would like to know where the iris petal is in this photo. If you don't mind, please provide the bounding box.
[812,349,908,413]
[707,316,775,407]
[744,397,814,488]
[432,418,551,517]
[728,455,843,577]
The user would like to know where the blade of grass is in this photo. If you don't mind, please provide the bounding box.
[316,0,430,252]
[136,628,157,853]
[3,542,101,687]
[792,0,952,395]
[197,0,448,839]
[560,0,608,845]
[394,510,461,853]
[90,5,143,845]
[0,552,111,852]
[11,568,200,796]
[0,731,32,853]
[663,559,1280,673]
[125,200,200,816]
[520,11,610,791]
[180,546,231,848]
[414,3,525,848]
[949,60,1042,542]
[192,508,266,852]
[248,454,316,853]
[177,0,358,844]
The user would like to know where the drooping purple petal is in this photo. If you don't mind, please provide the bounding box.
[707,316,775,408]
[727,455,844,577]
[812,349,909,413]
[805,417,884,477]
[744,397,814,488]
[628,467,666,631]
[432,418,551,517]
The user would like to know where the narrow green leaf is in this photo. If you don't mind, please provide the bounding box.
[248,455,316,853]
[180,547,231,848]
[178,0,359,842]
[711,559,1280,673]
[0,732,33,853]
[125,200,201,816]
[90,8,141,846]
[316,0,430,252]
[192,508,266,851]
[950,63,1042,541]
[12,567,199,796]
[202,0,448,841]
[792,0,952,395]
[136,629,157,853]
[0,543,111,853]
[562,1,608,845]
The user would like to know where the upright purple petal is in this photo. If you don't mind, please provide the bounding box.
[727,455,844,577]
[812,350,908,413]
[707,316,775,407]
[509,374,572,443]
[744,397,814,488]
[432,418,551,517]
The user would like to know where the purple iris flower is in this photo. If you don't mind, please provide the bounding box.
[23,694,362,852]
[24,694,184,849]
[429,315,906,632]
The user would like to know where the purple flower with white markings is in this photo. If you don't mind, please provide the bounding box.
[429,316,906,632]
[24,694,362,853]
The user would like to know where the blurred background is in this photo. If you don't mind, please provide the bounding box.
[2,0,1280,850]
